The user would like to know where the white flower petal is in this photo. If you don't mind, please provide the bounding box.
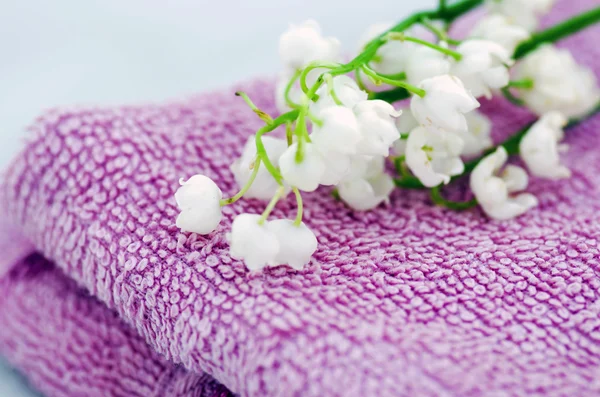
[405,126,465,188]
[470,147,538,220]
[451,39,512,99]
[231,136,289,200]
[229,214,280,271]
[175,175,222,235]
[519,111,571,179]
[279,142,326,192]
[338,172,394,211]
[279,20,340,70]
[268,219,317,269]
[515,45,600,118]
[485,0,556,31]
[354,100,401,156]
[470,14,530,54]
[411,75,480,135]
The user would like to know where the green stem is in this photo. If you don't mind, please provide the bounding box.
[299,62,340,97]
[420,17,460,45]
[501,87,526,107]
[354,67,370,93]
[388,33,462,60]
[236,91,273,124]
[438,0,447,14]
[513,6,600,59]
[508,79,534,89]
[325,73,343,105]
[293,187,304,226]
[220,157,262,206]
[258,186,286,224]
[286,121,293,146]
[284,70,302,109]
[430,185,478,210]
[362,65,426,97]
[255,110,300,185]
[295,107,309,163]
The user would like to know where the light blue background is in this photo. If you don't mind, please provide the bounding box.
[0,1,430,395]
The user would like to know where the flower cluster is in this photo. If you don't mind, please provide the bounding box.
[174,0,600,271]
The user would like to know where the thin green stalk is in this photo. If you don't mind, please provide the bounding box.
[299,62,340,96]
[501,87,526,106]
[325,73,343,105]
[293,187,304,226]
[258,186,286,224]
[295,106,309,163]
[514,6,600,59]
[236,91,273,124]
[508,79,534,89]
[286,121,293,146]
[362,65,426,97]
[220,157,262,206]
[420,17,460,44]
[284,70,302,109]
[387,33,463,60]
[430,185,478,211]
[255,109,300,185]
[438,0,447,14]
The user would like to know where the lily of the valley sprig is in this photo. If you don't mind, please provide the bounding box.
[175,0,600,271]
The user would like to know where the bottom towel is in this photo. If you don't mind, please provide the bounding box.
[0,251,232,397]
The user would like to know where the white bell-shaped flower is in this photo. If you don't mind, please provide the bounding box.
[279,20,340,70]
[338,156,394,211]
[338,173,395,211]
[175,175,223,235]
[456,110,493,157]
[405,45,452,86]
[318,150,352,186]
[485,0,556,31]
[311,76,368,116]
[311,106,361,155]
[228,214,279,271]
[231,137,289,200]
[392,108,418,156]
[358,23,417,76]
[469,14,530,54]
[470,147,538,220]
[411,75,480,135]
[279,142,326,192]
[354,100,402,157]
[405,126,465,187]
[519,111,571,179]
[451,39,513,99]
[268,219,318,270]
[515,45,600,118]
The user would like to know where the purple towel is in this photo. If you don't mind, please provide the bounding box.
[1,0,600,395]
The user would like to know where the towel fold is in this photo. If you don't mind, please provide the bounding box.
[1,1,600,396]
[0,253,231,397]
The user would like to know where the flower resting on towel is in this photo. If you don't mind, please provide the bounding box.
[175,4,600,270]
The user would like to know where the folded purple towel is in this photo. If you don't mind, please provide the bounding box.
[0,253,231,397]
[1,0,600,396]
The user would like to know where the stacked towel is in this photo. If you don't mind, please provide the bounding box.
[1,1,599,396]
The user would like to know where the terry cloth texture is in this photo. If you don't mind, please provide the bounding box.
[1,1,600,396]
